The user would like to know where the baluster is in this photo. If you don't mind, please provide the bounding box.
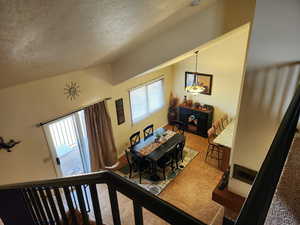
[54,188,69,225]
[63,186,79,225]
[28,188,43,224]
[38,187,55,225]
[22,189,39,225]
[83,185,91,212]
[75,185,90,225]
[89,184,103,225]
[45,188,61,224]
[108,185,121,225]
[133,200,144,225]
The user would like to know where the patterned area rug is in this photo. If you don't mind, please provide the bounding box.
[115,147,199,195]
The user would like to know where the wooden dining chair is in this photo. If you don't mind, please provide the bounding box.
[172,120,185,135]
[125,149,149,184]
[221,115,229,129]
[213,120,223,135]
[143,124,154,139]
[157,151,174,180]
[205,127,223,169]
[129,131,141,148]
[173,137,186,168]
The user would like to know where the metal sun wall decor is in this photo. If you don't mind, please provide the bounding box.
[64,81,80,100]
[0,137,21,152]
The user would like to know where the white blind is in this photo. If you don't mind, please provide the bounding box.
[130,79,165,123]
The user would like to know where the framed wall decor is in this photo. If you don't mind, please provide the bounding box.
[185,72,213,95]
[115,98,125,125]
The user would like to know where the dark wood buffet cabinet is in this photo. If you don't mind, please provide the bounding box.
[178,104,214,138]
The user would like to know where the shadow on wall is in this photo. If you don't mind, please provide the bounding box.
[232,62,300,171]
[222,0,256,32]
[244,62,300,127]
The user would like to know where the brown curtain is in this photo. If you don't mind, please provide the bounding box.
[84,101,118,171]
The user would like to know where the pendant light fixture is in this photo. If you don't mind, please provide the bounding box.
[186,51,205,94]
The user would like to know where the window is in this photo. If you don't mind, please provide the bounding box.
[130,79,165,123]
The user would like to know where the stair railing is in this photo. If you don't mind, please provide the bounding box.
[0,170,206,225]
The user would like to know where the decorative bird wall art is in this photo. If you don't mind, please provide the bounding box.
[0,137,21,152]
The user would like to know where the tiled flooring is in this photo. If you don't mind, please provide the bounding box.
[96,127,224,225]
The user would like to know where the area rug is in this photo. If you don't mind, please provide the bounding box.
[115,147,199,195]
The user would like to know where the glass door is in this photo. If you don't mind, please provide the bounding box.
[44,110,90,177]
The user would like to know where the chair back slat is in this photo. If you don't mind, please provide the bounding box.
[130,131,141,147]
[143,124,154,139]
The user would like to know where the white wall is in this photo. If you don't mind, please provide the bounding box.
[228,0,300,197]
[0,65,173,185]
[172,24,250,121]
[111,0,254,85]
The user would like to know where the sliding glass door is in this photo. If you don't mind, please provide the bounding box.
[43,110,90,177]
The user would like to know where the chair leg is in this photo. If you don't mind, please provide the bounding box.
[217,149,221,169]
[129,166,132,178]
[163,167,166,180]
[181,150,183,162]
[139,168,142,184]
[205,145,211,161]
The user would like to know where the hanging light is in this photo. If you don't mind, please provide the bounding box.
[185,51,205,94]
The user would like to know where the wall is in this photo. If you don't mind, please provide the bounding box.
[111,0,255,85]
[228,0,300,197]
[0,65,173,185]
[172,24,250,121]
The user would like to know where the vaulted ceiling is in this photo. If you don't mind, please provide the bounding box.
[0,0,216,89]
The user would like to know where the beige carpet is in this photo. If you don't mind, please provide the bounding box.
[265,137,300,225]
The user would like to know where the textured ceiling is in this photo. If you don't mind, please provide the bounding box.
[0,0,216,89]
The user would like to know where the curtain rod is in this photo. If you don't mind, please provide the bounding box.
[36,97,112,127]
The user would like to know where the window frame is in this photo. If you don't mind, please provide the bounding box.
[129,77,165,125]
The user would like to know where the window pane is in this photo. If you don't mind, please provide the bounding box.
[130,86,148,123]
[148,80,164,113]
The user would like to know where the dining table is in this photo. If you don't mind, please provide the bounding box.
[213,120,236,172]
[131,127,185,181]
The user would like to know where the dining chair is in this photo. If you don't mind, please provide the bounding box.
[213,120,223,135]
[173,137,186,168]
[125,149,149,184]
[221,114,229,128]
[129,131,141,148]
[157,151,174,180]
[172,120,185,135]
[143,124,154,139]
[205,127,223,169]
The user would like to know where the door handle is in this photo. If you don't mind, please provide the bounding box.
[56,157,61,165]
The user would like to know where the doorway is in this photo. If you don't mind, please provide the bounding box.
[44,110,90,177]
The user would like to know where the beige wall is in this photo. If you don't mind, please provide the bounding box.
[228,0,300,197]
[0,65,173,185]
[111,0,254,85]
[172,24,250,121]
